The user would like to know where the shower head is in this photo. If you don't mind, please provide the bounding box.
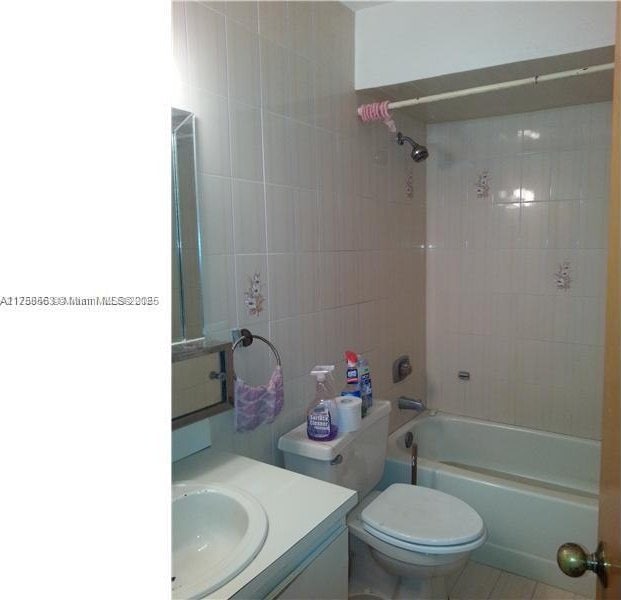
[396,132,429,162]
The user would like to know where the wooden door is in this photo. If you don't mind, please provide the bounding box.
[597,3,621,599]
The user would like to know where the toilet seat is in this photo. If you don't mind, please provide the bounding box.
[362,522,486,554]
[360,484,486,556]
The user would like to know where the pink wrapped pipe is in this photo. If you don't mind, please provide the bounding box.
[357,100,396,133]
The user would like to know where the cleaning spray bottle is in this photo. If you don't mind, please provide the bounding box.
[307,365,338,441]
[343,351,373,417]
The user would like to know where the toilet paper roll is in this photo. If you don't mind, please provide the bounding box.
[336,395,362,433]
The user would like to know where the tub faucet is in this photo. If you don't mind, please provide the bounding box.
[398,396,426,412]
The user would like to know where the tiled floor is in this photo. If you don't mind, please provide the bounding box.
[448,561,592,600]
[348,533,592,600]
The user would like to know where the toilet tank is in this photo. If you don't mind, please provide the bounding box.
[278,401,391,497]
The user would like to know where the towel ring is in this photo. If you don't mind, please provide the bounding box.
[232,328,282,372]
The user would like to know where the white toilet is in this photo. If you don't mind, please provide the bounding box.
[278,401,486,599]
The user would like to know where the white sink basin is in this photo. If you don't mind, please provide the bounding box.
[172,482,268,599]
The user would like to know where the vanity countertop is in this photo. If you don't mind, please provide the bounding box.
[172,448,358,599]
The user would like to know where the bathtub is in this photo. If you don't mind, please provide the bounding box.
[378,412,600,596]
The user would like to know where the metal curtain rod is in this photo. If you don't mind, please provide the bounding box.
[387,63,614,110]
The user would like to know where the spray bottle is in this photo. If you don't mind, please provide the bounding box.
[343,351,373,417]
[307,366,338,441]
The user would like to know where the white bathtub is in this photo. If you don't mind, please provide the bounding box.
[378,412,600,596]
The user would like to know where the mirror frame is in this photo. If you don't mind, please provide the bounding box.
[171,107,204,343]
[171,108,233,426]
[172,340,234,429]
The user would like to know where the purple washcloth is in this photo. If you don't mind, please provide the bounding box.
[234,366,284,432]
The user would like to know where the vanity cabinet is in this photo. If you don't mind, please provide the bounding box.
[172,447,357,600]
[274,529,348,600]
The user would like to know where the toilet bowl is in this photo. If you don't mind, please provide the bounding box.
[348,485,486,598]
[278,401,487,599]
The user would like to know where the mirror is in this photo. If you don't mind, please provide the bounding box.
[171,107,203,343]
[171,108,233,425]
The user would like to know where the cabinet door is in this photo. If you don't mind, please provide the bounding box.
[277,529,348,600]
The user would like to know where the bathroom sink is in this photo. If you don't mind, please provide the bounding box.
[172,482,268,598]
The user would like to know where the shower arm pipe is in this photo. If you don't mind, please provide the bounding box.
[386,63,614,110]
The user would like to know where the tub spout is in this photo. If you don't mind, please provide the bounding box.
[398,396,426,412]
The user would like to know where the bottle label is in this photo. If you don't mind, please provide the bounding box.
[346,367,359,383]
[359,363,373,414]
[360,371,372,398]
[307,406,332,439]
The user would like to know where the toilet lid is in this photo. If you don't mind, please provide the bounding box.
[361,484,485,547]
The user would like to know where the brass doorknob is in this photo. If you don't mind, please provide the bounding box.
[557,542,608,588]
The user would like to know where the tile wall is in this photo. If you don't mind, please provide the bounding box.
[172,1,427,464]
[426,102,611,439]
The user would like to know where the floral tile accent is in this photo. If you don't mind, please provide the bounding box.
[406,173,414,200]
[244,272,265,316]
[475,170,490,199]
[554,260,571,291]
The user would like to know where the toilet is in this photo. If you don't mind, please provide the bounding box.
[278,401,486,599]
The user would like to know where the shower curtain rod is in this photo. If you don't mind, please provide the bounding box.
[386,63,614,110]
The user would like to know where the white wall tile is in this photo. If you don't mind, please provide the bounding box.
[287,1,314,59]
[315,128,337,195]
[318,191,338,252]
[198,174,233,255]
[318,251,338,310]
[427,103,609,440]
[338,251,361,306]
[582,147,611,200]
[232,179,266,253]
[268,252,299,319]
[202,253,236,332]
[227,20,260,106]
[258,0,287,46]
[548,200,580,249]
[489,250,514,293]
[191,88,231,177]
[289,53,315,125]
[296,252,320,315]
[226,1,258,32]
[550,149,585,201]
[172,2,189,87]
[271,317,303,379]
[489,113,523,157]
[521,108,556,154]
[521,152,551,203]
[230,101,263,181]
[578,297,605,346]
[289,120,317,189]
[263,111,290,185]
[491,204,520,249]
[579,197,608,249]
[514,293,545,341]
[185,3,228,95]
[573,249,607,297]
[588,102,612,148]
[294,189,320,252]
[260,37,290,115]
[266,184,295,253]
[314,65,337,131]
[520,201,549,249]
[489,156,521,203]
[552,105,590,151]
